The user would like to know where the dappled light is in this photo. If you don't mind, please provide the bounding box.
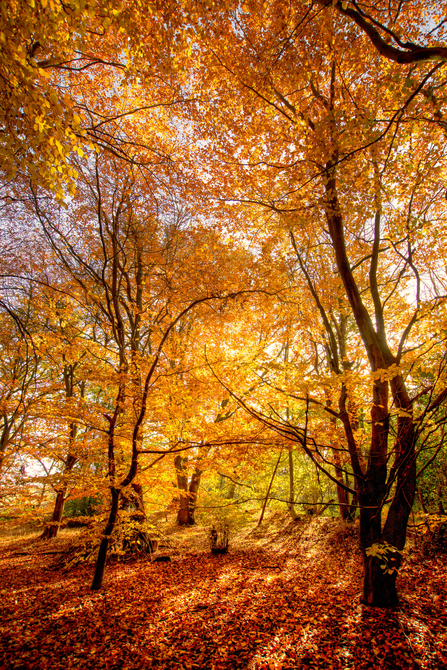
[1,515,446,669]
[1,0,447,666]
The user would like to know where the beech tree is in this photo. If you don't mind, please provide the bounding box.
[25,149,258,587]
[39,313,88,540]
[172,0,447,606]
[2,0,447,610]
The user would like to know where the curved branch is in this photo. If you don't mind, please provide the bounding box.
[317,0,447,64]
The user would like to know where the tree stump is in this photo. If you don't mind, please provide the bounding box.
[210,523,229,555]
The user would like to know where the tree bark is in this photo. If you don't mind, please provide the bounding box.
[287,450,299,520]
[175,455,203,525]
[332,446,350,521]
[188,465,203,524]
[175,455,192,525]
[41,452,77,540]
[362,553,399,608]
[91,487,120,591]
[258,451,282,527]
[324,164,416,607]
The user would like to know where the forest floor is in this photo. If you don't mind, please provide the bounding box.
[0,512,446,670]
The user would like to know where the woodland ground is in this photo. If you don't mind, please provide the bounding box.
[0,512,446,670]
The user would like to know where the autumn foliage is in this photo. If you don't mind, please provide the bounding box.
[1,0,447,641]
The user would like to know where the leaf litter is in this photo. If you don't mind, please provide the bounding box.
[0,514,446,670]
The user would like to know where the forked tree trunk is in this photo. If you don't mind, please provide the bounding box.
[175,455,204,525]
[323,162,417,607]
[355,376,416,607]
[360,495,406,608]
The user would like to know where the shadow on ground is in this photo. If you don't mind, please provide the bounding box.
[0,517,445,670]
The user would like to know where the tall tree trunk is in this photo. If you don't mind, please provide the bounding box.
[323,165,417,607]
[175,456,203,525]
[188,465,203,524]
[287,450,299,520]
[91,487,120,591]
[41,452,77,540]
[348,477,358,520]
[175,455,192,525]
[418,486,427,513]
[332,446,350,521]
[258,451,282,527]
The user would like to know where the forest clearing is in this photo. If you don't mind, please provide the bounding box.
[1,513,446,670]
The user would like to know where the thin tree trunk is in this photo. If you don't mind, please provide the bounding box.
[41,491,65,540]
[437,483,445,515]
[258,451,282,527]
[175,455,191,525]
[348,481,358,520]
[43,366,82,540]
[418,486,427,513]
[41,452,77,540]
[188,466,203,524]
[0,416,11,475]
[287,450,299,520]
[332,446,350,521]
[91,487,120,591]
[284,342,298,520]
